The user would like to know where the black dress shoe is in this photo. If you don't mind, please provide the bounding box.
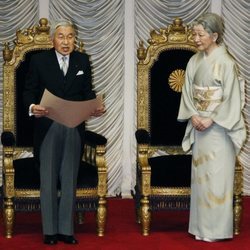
[57,234,78,244]
[43,234,58,245]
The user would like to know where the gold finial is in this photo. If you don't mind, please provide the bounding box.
[37,18,50,34]
[78,41,85,53]
[3,42,13,62]
[170,17,185,32]
[137,41,146,62]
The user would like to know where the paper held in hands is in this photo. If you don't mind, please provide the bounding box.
[40,89,102,128]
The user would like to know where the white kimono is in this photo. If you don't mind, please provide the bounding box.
[178,44,246,239]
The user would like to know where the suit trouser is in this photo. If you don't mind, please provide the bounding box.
[40,122,81,235]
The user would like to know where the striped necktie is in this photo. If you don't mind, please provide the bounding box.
[61,56,68,76]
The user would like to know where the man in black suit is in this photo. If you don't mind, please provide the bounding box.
[23,19,104,245]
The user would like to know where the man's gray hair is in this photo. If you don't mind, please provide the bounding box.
[191,13,224,44]
[50,19,77,38]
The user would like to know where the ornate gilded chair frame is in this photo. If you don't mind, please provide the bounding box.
[136,18,242,236]
[2,18,107,238]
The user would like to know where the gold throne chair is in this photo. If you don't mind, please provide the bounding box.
[135,17,243,236]
[1,18,108,238]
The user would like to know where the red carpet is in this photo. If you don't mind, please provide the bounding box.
[0,197,249,250]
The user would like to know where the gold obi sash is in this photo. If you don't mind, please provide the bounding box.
[193,85,222,112]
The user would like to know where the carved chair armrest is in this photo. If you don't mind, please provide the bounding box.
[135,129,151,195]
[85,130,107,146]
[83,131,107,197]
[135,129,150,144]
[1,131,16,198]
[1,131,15,147]
[135,129,150,168]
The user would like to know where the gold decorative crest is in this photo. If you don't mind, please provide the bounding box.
[168,69,185,92]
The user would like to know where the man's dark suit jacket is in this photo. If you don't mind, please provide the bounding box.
[23,48,96,161]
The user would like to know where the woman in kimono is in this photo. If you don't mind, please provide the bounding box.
[178,13,246,242]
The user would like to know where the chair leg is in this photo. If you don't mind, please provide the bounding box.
[76,211,85,224]
[96,197,107,237]
[136,205,141,224]
[3,198,14,238]
[141,197,151,236]
[233,158,243,235]
[233,193,242,235]
[135,187,142,224]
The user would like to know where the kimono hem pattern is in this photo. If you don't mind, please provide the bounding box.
[177,44,246,239]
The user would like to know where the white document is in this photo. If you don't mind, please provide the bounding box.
[40,89,102,128]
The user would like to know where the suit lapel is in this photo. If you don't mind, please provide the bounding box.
[46,50,65,90]
[64,51,81,92]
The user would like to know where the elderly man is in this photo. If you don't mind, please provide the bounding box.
[23,19,104,245]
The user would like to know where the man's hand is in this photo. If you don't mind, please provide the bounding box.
[32,104,49,118]
[91,105,106,117]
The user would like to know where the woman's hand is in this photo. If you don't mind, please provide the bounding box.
[191,115,213,131]
[191,115,202,129]
[200,117,213,130]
